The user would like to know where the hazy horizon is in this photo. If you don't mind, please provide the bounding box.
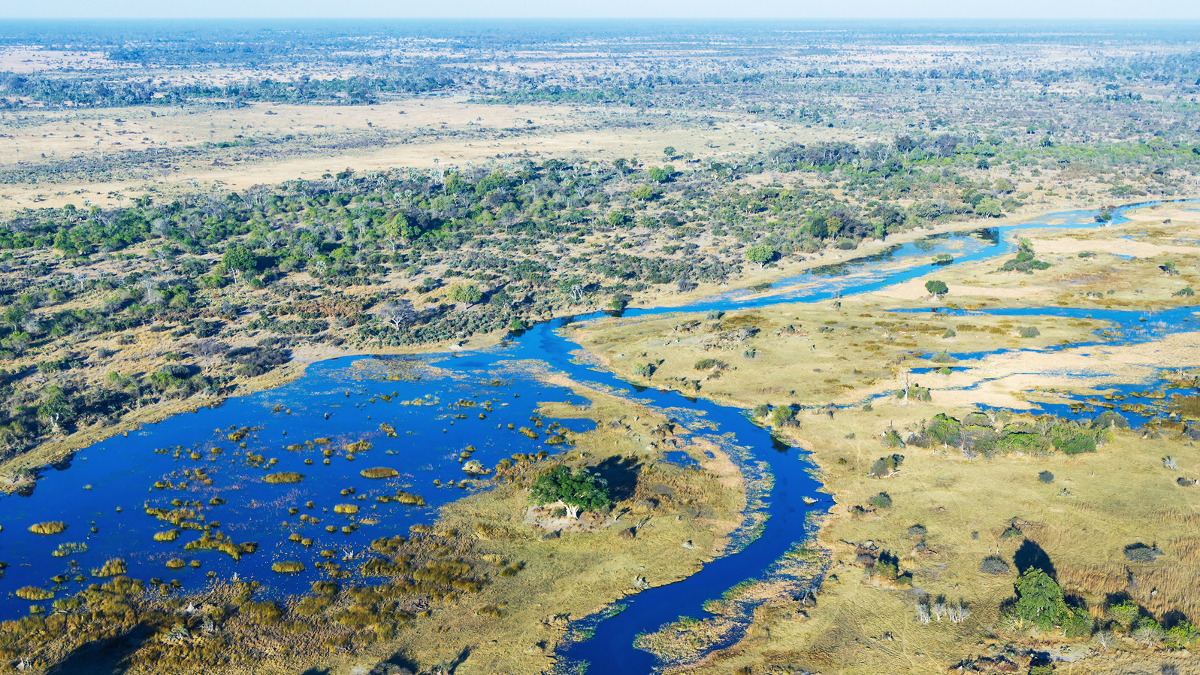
[3,0,1200,21]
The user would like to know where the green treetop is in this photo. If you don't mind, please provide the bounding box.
[448,283,483,307]
[530,466,610,519]
[925,279,949,298]
[745,244,776,269]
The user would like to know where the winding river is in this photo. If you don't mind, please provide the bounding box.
[0,199,1195,673]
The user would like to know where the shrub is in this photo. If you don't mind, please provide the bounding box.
[869,454,904,477]
[979,555,1011,575]
[1038,471,1055,483]
[693,358,725,371]
[1091,411,1129,429]
[1055,433,1095,455]
[769,405,796,428]
[868,492,892,509]
[907,524,927,537]
[165,558,186,570]
[1108,602,1141,632]
[1123,542,1163,563]
[1018,326,1041,338]
[942,327,957,338]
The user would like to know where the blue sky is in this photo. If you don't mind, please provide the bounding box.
[5,0,1200,19]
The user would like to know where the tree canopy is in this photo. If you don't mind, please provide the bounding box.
[925,279,949,297]
[530,466,610,519]
[745,244,776,269]
[447,283,483,306]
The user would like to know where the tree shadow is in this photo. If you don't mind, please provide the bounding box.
[45,624,155,675]
[1014,539,1056,579]
[592,455,640,502]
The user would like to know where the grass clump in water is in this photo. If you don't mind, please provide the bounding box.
[92,558,128,577]
[272,561,306,573]
[51,542,87,557]
[29,521,67,535]
[334,504,359,515]
[264,472,305,484]
[15,587,54,601]
[153,529,180,542]
[165,558,186,570]
[360,467,399,479]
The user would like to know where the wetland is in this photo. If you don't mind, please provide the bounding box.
[1,18,1199,675]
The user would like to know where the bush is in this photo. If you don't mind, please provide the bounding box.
[868,492,892,509]
[769,405,796,428]
[1123,542,1163,563]
[1018,326,1041,338]
[1038,471,1055,483]
[907,524,927,537]
[869,454,904,477]
[979,555,1010,575]
[1055,433,1096,455]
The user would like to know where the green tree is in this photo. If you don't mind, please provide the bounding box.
[975,197,1002,217]
[448,283,483,307]
[222,244,256,274]
[647,165,674,183]
[745,244,776,269]
[1013,568,1068,630]
[530,466,610,519]
[663,146,676,158]
[769,405,795,429]
[925,279,949,298]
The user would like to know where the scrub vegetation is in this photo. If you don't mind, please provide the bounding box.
[1,18,1199,675]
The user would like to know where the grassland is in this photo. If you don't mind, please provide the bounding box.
[566,216,1200,674]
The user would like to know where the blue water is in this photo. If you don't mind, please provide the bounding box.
[1,197,1197,672]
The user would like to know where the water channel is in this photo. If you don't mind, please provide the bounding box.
[0,199,1195,673]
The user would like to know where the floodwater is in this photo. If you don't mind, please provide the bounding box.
[1,198,1196,674]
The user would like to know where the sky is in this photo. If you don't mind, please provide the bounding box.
[4,0,1200,20]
